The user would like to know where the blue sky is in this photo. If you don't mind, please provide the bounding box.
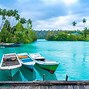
[0,0,89,30]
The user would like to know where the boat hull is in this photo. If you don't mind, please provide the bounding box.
[0,53,22,81]
[35,63,59,74]
[17,53,35,72]
[0,43,21,47]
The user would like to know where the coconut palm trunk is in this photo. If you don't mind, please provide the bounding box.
[83,18,87,38]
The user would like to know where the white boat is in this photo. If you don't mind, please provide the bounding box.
[0,53,22,77]
[29,53,59,74]
[17,53,35,71]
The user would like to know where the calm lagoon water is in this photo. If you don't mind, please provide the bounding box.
[0,39,89,81]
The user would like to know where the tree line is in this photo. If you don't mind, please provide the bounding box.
[46,18,89,41]
[0,8,37,43]
[35,30,89,41]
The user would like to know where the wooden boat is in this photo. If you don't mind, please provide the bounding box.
[0,53,22,77]
[0,43,21,47]
[29,53,59,74]
[17,53,35,71]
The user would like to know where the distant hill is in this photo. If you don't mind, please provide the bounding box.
[35,30,72,39]
[35,30,48,39]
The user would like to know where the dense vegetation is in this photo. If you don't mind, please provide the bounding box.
[0,8,37,43]
[35,28,89,41]
[36,18,89,41]
[46,30,88,41]
[35,30,48,39]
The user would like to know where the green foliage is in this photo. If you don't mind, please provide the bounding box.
[0,27,13,42]
[27,19,32,29]
[0,8,37,43]
[46,31,56,40]
[46,31,87,41]
[20,18,26,24]
[83,27,87,38]
[12,22,37,43]
[3,20,11,32]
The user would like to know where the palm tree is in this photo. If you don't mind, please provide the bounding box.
[20,18,26,24]
[82,18,87,38]
[0,8,2,30]
[3,20,11,32]
[27,19,32,29]
[6,10,12,21]
[13,9,19,21]
[82,18,86,28]
[84,27,87,38]
[13,9,18,16]
[15,14,20,20]
[0,9,7,30]
[2,9,7,16]
[0,8,2,15]
[83,18,87,38]
[72,21,77,30]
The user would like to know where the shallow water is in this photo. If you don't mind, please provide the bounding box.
[0,39,89,81]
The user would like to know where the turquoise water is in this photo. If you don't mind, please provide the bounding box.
[0,39,89,81]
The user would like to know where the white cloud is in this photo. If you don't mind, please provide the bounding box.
[33,14,89,30]
[62,0,79,6]
[0,0,88,31]
[41,0,79,6]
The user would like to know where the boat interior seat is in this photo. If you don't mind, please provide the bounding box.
[3,57,17,62]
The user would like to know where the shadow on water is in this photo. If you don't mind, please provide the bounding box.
[34,64,57,81]
[20,66,36,81]
[13,71,22,81]
[0,70,22,81]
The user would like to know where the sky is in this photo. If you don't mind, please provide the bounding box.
[0,0,89,30]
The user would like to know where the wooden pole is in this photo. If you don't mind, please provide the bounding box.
[43,74,45,81]
[66,75,68,81]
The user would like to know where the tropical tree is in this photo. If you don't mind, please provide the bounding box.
[82,18,86,28]
[0,10,6,30]
[82,18,87,38]
[0,8,37,43]
[3,20,11,32]
[72,21,77,30]
[0,8,2,15]
[13,9,18,17]
[2,9,7,16]
[0,26,13,42]
[27,19,32,29]
[20,18,26,24]
[15,14,20,20]
[83,27,87,38]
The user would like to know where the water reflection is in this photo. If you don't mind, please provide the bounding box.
[0,70,22,81]
[13,71,22,81]
[20,66,36,81]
